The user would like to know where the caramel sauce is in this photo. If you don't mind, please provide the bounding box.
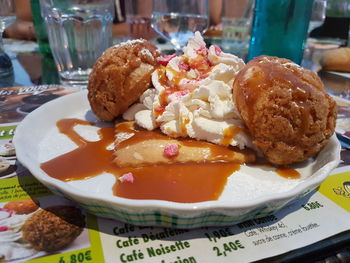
[41,119,117,181]
[179,113,190,135]
[153,106,165,119]
[188,55,211,73]
[157,66,169,87]
[159,89,175,107]
[276,167,301,179]
[167,66,188,88]
[40,119,241,203]
[221,126,243,146]
[113,162,239,203]
[250,162,300,179]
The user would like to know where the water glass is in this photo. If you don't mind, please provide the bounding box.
[151,0,209,53]
[308,0,326,34]
[221,0,254,61]
[40,0,115,86]
[248,0,314,64]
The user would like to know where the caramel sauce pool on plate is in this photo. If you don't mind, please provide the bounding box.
[41,119,241,203]
[40,118,300,203]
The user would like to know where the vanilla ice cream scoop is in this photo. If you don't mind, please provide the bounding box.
[123,32,252,149]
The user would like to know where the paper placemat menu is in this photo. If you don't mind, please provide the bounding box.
[0,170,348,263]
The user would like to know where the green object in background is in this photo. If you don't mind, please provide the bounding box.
[248,0,314,64]
[41,54,60,85]
[30,0,51,55]
[326,0,350,17]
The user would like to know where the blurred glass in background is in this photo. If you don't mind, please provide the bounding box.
[308,0,327,34]
[309,0,350,46]
[39,0,115,87]
[221,0,254,61]
[248,0,314,64]
[151,0,209,53]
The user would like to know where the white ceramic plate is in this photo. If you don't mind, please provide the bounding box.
[13,90,341,228]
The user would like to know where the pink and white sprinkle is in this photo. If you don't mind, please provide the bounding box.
[163,143,179,158]
[157,54,176,66]
[119,172,134,183]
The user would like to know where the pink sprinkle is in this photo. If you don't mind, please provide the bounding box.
[195,46,208,56]
[157,54,176,66]
[178,62,190,71]
[119,172,134,183]
[174,90,190,97]
[0,226,9,232]
[154,106,165,113]
[163,143,179,158]
[214,45,222,56]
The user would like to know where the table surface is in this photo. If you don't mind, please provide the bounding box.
[1,38,350,263]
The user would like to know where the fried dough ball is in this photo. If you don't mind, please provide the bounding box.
[233,56,336,165]
[22,206,85,251]
[4,198,39,214]
[88,39,160,121]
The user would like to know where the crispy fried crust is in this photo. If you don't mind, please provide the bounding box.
[22,206,85,251]
[88,40,160,121]
[233,56,336,165]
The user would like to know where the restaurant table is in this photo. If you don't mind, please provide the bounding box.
[0,38,349,263]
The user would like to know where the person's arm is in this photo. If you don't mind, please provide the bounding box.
[3,0,36,40]
[210,0,223,26]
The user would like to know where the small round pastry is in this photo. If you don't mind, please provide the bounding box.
[233,55,336,165]
[88,39,160,121]
[22,206,85,251]
[4,198,39,214]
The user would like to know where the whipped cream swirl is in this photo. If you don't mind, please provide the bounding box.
[123,32,252,149]
[0,208,37,261]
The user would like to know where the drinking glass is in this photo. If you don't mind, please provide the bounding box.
[248,0,314,64]
[40,0,115,87]
[320,0,350,45]
[221,0,254,61]
[0,0,15,81]
[151,0,209,53]
[308,0,327,34]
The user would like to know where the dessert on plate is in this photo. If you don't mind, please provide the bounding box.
[39,31,337,203]
[234,56,336,165]
[88,32,335,166]
[88,32,258,168]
